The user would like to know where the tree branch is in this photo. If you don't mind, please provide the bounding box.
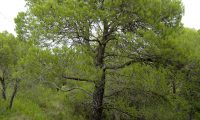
[42,81,92,96]
[60,87,93,96]
[63,75,94,83]
[105,57,154,70]
[104,52,136,59]
[105,59,137,70]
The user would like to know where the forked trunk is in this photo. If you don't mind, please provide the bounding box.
[9,79,19,109]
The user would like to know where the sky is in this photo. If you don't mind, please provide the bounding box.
[0,0,26,35]
[0,0,200,35]
[182,0,200,29]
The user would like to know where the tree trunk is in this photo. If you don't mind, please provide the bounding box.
[92,69,106,120]
[91,44,106,120]
[0,76,7,100]
[91,17,109,120]
[9,79,19,109]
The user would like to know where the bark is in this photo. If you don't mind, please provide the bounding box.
[9,79,20,109]
[91,44,106,120]
[0,76,7,100]
[92,69,106,120]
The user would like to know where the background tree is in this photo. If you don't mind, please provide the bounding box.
[0,31,16,101]
[173,29,200,120]
[0,31,29,109]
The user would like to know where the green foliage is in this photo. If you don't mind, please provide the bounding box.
[0,94,47,120]
[1,0,200,120]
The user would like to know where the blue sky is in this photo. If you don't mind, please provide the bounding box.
[0,0,199,35]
